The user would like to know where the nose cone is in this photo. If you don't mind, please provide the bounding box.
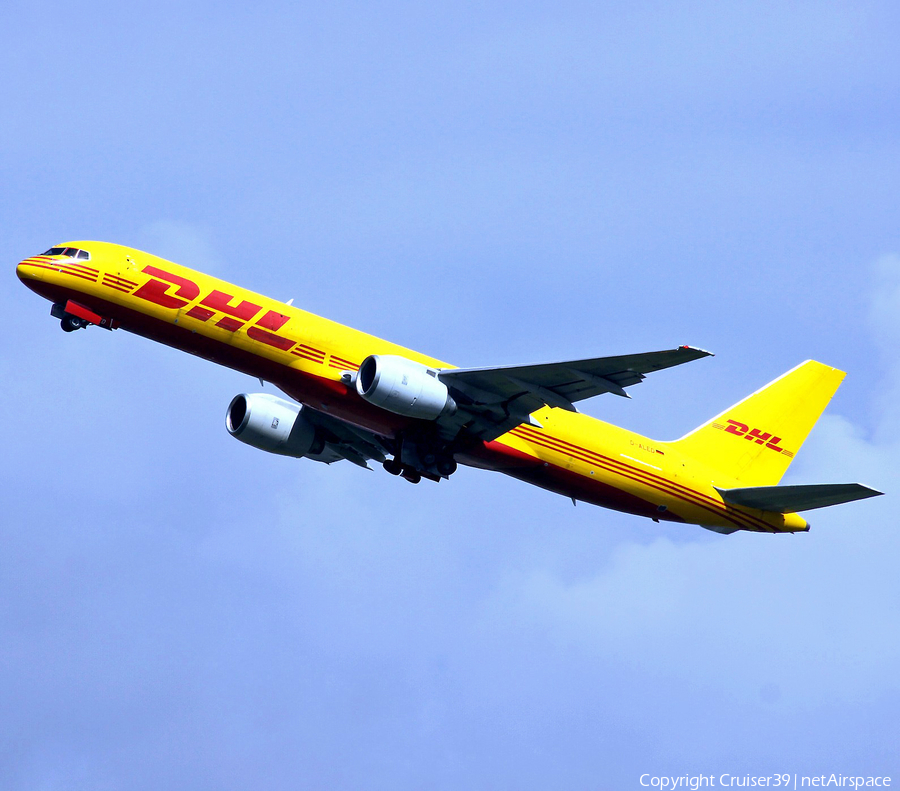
[16,257,45,288]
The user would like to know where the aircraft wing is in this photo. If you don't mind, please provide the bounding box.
[303,407,390,468]
[437,345,712,441]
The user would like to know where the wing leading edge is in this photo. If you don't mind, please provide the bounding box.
[436,345,712,441]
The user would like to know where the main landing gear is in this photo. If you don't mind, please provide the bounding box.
[382,442,458,484]
[436,457,457,477]
[382,457,425,484]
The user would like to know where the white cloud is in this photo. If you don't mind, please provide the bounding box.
[477,254,900,714]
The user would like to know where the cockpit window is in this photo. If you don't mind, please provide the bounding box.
[41,246,90,260]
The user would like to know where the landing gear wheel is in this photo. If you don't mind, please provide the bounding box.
[436,458,457,477]
[383,458,402,476]
[401,466,421,484]
[60,316,84,332]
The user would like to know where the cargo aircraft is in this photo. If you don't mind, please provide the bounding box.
[16,242,882,534]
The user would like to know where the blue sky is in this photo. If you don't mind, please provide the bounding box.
[2,2,899,788]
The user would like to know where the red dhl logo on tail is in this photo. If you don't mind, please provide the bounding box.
[711,419,794,457]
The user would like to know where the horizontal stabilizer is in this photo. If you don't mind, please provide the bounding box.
[716,483,883,513]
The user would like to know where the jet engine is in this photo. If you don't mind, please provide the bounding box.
[356,354,456,420]
[226,392,341,462]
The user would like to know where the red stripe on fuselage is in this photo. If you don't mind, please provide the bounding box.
[102,282,133,294]
[295,344,326,360]
[19,275,769,529]
[57,268,97,283]
[459,440,686,522]
[511,426,769,531]
[19,277,418,440]
[508,426,774,532]
[104,275,137,287]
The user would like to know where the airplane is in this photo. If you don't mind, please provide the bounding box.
[16,241,882,534]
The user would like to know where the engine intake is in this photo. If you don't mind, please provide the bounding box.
[356,355,455,420]
[226,392,327,458]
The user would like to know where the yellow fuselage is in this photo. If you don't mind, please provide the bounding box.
[16,241,807,533]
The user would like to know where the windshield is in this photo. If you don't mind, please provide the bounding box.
[42,247,91,260]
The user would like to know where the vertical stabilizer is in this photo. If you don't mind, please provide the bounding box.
[672,360,845,486]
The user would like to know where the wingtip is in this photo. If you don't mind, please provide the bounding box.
[679,345,715,357]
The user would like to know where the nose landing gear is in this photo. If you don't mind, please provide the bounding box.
[51,301,118,332]
[60,315,88,332]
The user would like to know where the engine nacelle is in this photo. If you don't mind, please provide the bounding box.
[226,392,340,461]
[356,354,456,420]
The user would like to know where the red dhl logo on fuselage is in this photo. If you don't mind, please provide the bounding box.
[132,265,295,350]
[128,265,358,375]
[711,419,794,457]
